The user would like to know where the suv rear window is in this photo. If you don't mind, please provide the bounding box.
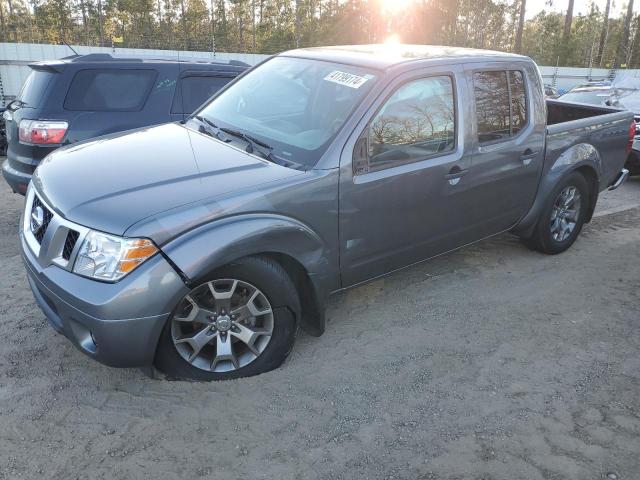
[64,69,157,111]
[18,70,55,107]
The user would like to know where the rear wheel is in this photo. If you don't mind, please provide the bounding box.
[155,256,299,381]
[523,172,590,254]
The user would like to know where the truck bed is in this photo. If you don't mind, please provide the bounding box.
[546,99,618,125]
[545,99,634,191]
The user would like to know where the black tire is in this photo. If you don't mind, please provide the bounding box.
[523,171,590,255]
[154,256,300,381]
[624,152,640,176]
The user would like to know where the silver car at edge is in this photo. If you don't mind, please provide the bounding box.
[19,45,633,380]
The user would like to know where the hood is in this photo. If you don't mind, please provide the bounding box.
[609,72,640,114]
[617,92,640,115]
[612,70,640,90]
[33,123,302,236]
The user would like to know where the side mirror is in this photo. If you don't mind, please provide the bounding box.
[352,134,369,175]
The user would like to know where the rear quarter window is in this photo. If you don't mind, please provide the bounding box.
[64,69,158,112]
[172,75,233,114]
[18,70,55,107]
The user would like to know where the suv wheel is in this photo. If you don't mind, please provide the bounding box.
[155,256,299,381]
[524,171,590,254]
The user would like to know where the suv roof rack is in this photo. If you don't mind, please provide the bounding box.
[55,53,249,67]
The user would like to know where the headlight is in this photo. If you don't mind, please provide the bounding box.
[72,231,158,281]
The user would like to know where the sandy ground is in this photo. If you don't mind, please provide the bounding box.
[0,171,639,480]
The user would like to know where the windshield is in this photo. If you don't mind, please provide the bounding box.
[560,90,612,105]
[195,57,378,168]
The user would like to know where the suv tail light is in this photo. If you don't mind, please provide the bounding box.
[19,120,68,145]
[627,120,636,155]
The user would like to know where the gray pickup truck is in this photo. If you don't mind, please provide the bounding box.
[20,45,632,380]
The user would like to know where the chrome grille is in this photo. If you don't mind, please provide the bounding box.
[30,195,54,243]
[62,230,80,260]
[22,185,90,271]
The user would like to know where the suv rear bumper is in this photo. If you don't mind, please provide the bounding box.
[3,142,55,195]
[2,159,31,194]
[21,231,189,368]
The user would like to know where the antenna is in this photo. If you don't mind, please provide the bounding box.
[62,39,79,56]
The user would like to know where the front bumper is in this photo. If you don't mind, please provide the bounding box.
[21,232,189,368]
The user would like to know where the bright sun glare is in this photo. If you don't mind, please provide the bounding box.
[384,34,402,45]
[379,0,411,15]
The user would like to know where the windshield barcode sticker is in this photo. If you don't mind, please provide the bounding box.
[324,71,370,89]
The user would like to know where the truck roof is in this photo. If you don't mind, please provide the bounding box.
[281,44,529,70]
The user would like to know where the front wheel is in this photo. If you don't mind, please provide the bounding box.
[155,256,299,381]
[523,172,590,255]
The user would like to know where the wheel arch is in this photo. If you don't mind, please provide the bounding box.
[261,252,326,336]
[512,143,601,237]
[161,213,336,336]
[574,164,599,223]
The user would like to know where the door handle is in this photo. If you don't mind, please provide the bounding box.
[520,149,539,166]
[444,168,468,186]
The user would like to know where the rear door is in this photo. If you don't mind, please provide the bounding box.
[171,71,239,119]
[462,62,546,233]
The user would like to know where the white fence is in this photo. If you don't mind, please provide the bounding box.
[538,66,613,92]
[0,41,629,106]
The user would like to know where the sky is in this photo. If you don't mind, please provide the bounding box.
[525,0,633,20]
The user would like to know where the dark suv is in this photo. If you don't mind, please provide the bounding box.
[2,53,248,194]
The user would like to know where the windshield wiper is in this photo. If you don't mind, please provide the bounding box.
[7,99,27,110]
[194,115,230,142]
[195,118,303,170]
[219,127,303,169]
[220,127,272,152]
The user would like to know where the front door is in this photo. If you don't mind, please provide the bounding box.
[339,66,477,287]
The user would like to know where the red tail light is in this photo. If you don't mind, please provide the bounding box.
[627,120,636,155]
[19,120,68,145]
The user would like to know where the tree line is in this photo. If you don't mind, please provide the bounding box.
[0,0,638,68]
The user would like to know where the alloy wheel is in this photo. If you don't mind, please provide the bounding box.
[550,185,581,242]
[170,279,274,373]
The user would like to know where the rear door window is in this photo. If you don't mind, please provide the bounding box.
[172,75,233,114]
[18,70,55,107]
[473,71,511,143]
[509,71,527,135]
[64,69,157,111]
[473,70,528,143]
